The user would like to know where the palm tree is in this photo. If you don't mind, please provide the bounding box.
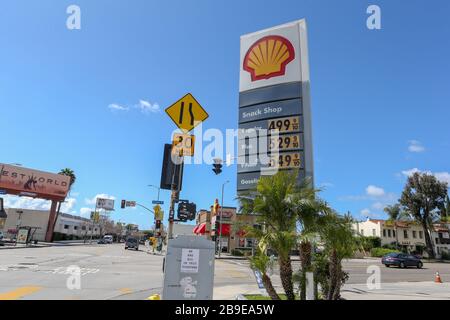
[292,189,332,299]
[319,213,357,300]
[249,246,280,300]
[384,204,402,249]
[59,168,76,189]
[238,171,300,300]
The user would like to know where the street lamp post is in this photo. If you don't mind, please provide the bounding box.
[218,180,229,258]
[148,185,161,202]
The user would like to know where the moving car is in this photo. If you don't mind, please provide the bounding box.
[125,237,139,251]
[103,235,113,244]
[382,253,423,269]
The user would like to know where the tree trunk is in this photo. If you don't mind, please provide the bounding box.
[279,256,295,300]
[332,260,342,300]
[327,249,339,300]
[299,241,312,300]
[262,274,280,300]
[422,221,435,259]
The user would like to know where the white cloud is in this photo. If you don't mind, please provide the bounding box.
[408,140,425,153]
[435,172,450,185]
[136,100,160,114]
[85,194,116,206]
[366,185,385,197]
[372,202,385,210]
[108,103,129,111]
[79,207,93,218]
[3,195,77,212]
[360,208,371,216]
[3,195,51,211]
[319,182,334,189]
[60,197,77,213]
[401,168,450,185]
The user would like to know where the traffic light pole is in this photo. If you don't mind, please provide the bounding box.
[168,156,183,240]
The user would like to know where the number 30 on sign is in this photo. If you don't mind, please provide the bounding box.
[172,133,195,157]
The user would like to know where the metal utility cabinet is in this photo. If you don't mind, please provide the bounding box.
[162,235,215,300]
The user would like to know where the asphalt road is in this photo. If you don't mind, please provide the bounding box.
[0,243,257,300]
[1,244,449,300]
[226,258,450,284]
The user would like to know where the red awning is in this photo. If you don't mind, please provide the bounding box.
[237,229,247,237]
[193,225,199,234]
[196,223,207,235]
[217,224,230,236]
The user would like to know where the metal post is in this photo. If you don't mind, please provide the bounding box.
[90,202,97,244]
[168,156,183,240]
[218,180,229,258]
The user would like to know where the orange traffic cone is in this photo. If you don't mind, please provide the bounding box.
[435,272,443,283]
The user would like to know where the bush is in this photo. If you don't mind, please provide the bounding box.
[370,247,400,257]
[231,249,244,256]
[356,236,382,252]
[382,242,398,250]
[440,251,450,261]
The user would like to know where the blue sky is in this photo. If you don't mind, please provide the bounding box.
[1,0,449,229]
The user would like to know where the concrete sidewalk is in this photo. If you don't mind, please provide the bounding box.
[342,281,450,300]
[214,281,450,300]
[0,240,99,250]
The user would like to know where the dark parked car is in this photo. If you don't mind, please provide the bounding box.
[125,237,139,251]
[382,253,423,268]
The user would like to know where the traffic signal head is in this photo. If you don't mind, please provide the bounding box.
[212,158,223,175]
[212,164,222,175]
[177,201,197,222]
[121,200,126,209]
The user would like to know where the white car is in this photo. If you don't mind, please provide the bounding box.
[103,235,113,244]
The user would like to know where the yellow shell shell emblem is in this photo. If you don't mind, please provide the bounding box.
[243,35,295,81]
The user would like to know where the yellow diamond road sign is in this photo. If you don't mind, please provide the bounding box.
[165,93,208,133]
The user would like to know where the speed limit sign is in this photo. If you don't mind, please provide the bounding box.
[172,133,195,157]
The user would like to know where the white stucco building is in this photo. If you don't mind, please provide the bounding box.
[2,208,100,241]
[353,218,450,258]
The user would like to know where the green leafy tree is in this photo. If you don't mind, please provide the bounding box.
[399,172,448,259]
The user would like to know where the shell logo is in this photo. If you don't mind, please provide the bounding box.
[243,35,295,81]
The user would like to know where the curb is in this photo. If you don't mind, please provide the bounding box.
[235,294,248,300]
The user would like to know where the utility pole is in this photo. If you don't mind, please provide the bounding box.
[90,202,98,244]
[168,155,183,240]
[218,180,229,258]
